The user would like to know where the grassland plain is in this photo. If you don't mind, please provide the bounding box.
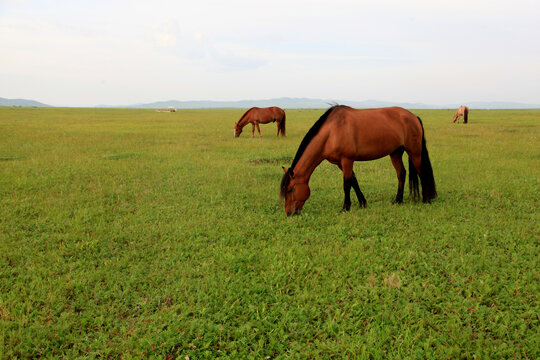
[0,107,538,359]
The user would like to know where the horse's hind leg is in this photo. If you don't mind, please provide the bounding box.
[276,120,280,137]
[390,148,406,204]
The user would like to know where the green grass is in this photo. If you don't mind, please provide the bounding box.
[0,107,538,359]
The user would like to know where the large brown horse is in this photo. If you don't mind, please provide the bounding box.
[280,105,437,216]
[453,105,469,123]
[234,107,286,138]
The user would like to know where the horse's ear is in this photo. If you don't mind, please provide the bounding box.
[282,167,294,178]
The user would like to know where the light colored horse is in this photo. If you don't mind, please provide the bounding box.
[453,106,469,124]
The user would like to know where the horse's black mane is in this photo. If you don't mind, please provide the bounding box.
[290,105,344,170]
[280,105,344,198]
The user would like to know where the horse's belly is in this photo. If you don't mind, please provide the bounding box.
[333,134,402,161]
[353,147,395,161]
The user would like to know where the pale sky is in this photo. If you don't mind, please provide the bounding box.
[1,0,539,107]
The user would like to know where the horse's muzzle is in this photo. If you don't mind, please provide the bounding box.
[286,209,301,217]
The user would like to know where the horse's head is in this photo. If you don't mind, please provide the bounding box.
[233,124,242,137]
[280,167,310,216]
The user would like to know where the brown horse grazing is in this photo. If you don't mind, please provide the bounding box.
[280,105,437,216]
[453,105,469,123]
[234,106,286,138]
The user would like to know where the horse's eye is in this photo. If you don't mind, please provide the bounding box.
[287,188,293,193]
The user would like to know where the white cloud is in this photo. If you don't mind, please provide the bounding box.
[1,0,539,106]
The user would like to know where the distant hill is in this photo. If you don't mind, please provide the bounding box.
[0,97,52,107]
[98,97,540,109]
[99,97,430,109]
[2,96,538,109]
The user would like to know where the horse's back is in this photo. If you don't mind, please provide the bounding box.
[327,106,420,137]
[322,106,422,161]
[268,106,285,118]
[256,106,285,123]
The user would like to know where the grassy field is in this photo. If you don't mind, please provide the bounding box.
[0,107,538,359]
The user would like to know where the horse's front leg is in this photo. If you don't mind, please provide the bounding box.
[342,176,352,212]
[351,172,367,208]
[255,122,262,138]
[251,123,255,138]
[340,159,365,211]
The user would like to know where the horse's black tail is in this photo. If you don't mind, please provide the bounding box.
[464,107,469,124]
[280,112,286,136]
[409,117,437,202]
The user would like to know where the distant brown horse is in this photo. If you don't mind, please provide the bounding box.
[234,107,286,138]
[453,105,469,123]
[280,105,437,216]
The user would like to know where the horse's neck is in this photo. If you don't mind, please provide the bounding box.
[237,112,252,128]
[293,140,324,184]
